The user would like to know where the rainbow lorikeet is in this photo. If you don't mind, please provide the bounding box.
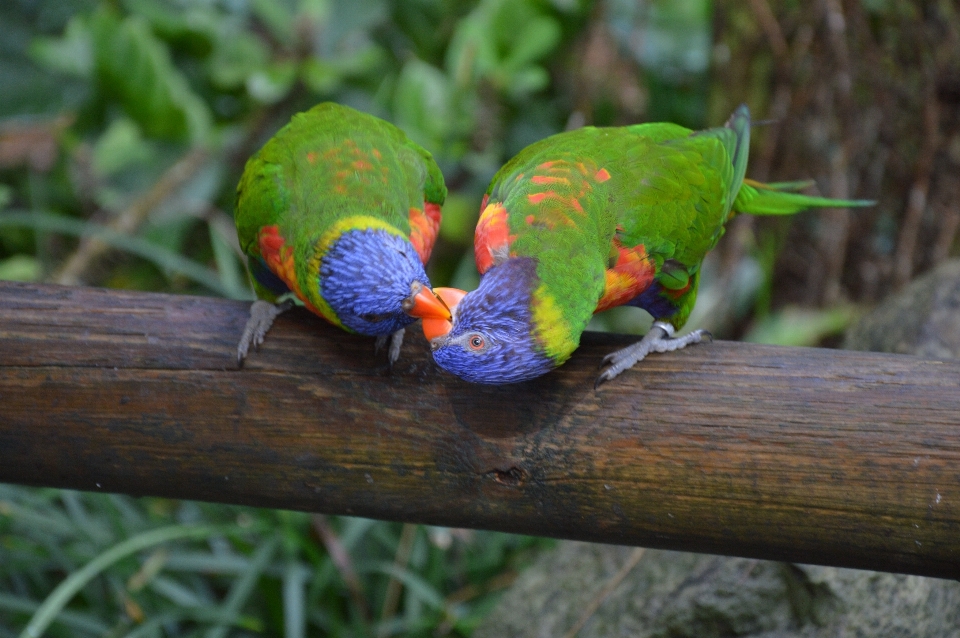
[411,105,873,385]
[235,102,451,365]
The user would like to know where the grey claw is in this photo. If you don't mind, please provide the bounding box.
[595,323,709,386]
[375,329,405,371]
[237,299,293,364]
[387,328,404,370]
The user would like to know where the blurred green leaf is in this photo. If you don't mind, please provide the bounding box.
[246,60,298,104]
[743,304,863,347]
[447,249,481,291]
[393,59,454,151]
[249,0,297,46]
[300,46,385,95]
[92,117,155,177]
[28,15,94,79]
[300,57,342,94]
[121,0,219,56]
[501,16,561,74]
[505,66,551,97]
[447,0,562,99]
[0,255,41,281]
[438,193,479,245]
[208,31,271,90]
[91,9,211,143]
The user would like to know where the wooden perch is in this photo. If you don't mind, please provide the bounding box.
[1,281,958,579]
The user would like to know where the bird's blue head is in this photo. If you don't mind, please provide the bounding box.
[320,228,431,336]
[426,258,556,384]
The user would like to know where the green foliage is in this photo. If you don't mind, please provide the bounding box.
[90,9,213,143]
[0,486,550,637]
[743,304,862,347]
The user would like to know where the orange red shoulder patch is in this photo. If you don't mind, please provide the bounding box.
[595,240,656,313]
[474,197,515,275]
[409,202,442,264]
[256,226,323,316]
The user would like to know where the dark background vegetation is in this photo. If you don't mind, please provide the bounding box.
[1,0,957,636]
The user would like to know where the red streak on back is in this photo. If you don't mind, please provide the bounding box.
[527,192,550,205]
[595,168,611,182]
[306,152,318,164]
[530,175,570,185]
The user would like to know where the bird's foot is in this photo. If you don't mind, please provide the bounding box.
[374,328,405,369]
[237,299,294,364]
[595,321,712,388]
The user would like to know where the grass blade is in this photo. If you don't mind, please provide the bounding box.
[282,561,308,638]
[202,534,279,638]
[358,562,445,612]
[18,524,217,638]
[0,593,110,635]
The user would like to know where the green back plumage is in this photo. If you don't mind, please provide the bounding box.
[235,102,446,311]
[236,102,445,251]
[481,104,872,360]
[483,118,733,358]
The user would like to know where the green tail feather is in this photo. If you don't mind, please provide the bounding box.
[724,104,751,205]
[734,178,875,216]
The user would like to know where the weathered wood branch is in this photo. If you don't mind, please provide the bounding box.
[1,281,958,579]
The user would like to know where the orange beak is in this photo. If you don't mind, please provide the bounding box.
[419,287,466,342]
[406,285,453,321]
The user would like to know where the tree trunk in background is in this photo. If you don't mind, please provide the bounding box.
[711,0,960,308]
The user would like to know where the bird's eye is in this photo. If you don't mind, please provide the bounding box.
[468,334,485,351]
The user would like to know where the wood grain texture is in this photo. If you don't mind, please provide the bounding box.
[1,281,958,578]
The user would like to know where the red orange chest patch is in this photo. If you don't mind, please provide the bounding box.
[256,225,324,315]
